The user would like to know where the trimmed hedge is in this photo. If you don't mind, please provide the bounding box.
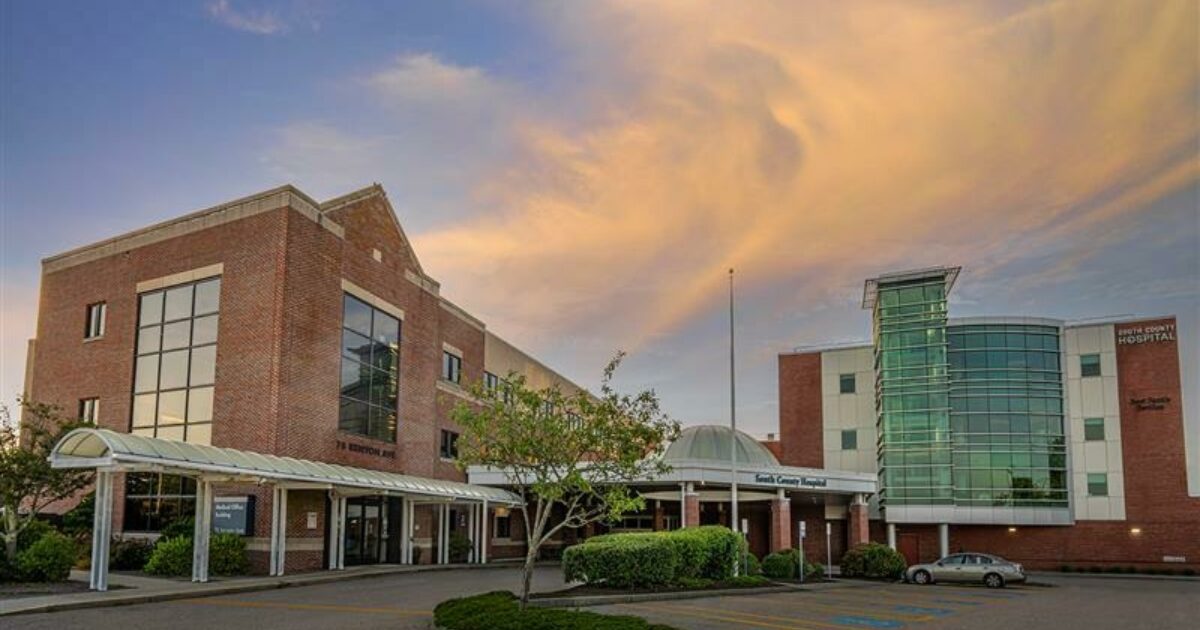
[840,543,906,579]
[144,533,249,577]
[17,531,77,582]
[562,526,743,588]
[434,590,678,630]
[762,548,824,581]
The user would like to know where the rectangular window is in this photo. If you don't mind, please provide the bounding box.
[85,302,106,339]
[494,514,511,539]
[123,473,197,532]
[439,429,459,459]
[1084,418,1105,441]
[442,351,462,384]
[79,398,99,423]
[1087,473,1108,496]
[1080,354,1101,377]
[839,373,856,394]
[339,294,401,442]
[484,371,500,391]
[841,429,857,450]
[130,278,220,444]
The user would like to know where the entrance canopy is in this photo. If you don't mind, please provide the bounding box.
[50,428,522,505]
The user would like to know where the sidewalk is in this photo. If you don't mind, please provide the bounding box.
[1029,570,1200,583]
[0,561,520,617]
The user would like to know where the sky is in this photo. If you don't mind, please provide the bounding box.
[1,1,1197,487]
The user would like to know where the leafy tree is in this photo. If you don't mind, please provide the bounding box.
[452,353,678,608]
[0,400,93,563]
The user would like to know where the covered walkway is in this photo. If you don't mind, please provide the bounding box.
[49,428,522,591]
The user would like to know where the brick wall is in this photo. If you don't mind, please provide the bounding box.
[778,352,824,468]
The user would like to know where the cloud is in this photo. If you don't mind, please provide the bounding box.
[367,53,502,105]
[206,0,286,35]
[407,0,1198,349]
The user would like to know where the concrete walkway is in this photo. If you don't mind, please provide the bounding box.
[0,561,522,617]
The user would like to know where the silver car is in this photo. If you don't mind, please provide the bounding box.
[905,552,1026,588]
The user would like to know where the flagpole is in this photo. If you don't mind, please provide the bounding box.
[729,268,739,545]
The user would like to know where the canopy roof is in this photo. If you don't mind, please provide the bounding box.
[50,428,521,505]
[662,425,780,467]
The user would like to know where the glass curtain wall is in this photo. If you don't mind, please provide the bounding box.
[874,276,952,507]
[947,324,1067,507]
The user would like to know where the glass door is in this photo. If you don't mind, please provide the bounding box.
[343,497,383,565]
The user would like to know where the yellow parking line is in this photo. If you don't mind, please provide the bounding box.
[730,596,934,622]
[830,587,1003,606]
[180,597,432,617]
[624,601,851,630]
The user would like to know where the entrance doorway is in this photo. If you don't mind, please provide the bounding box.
[344,497,384,565]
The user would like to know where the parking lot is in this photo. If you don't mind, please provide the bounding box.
[4,569,1196,630]
[598,575,1198,630]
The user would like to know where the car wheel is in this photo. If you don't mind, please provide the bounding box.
[913,570,931,585]
[984,573,1005,588]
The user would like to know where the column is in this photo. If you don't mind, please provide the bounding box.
[848,494,870,547]
[770,488,792,552]
[886,523,897,550]
[938,523,949,559]
[89,471,113,591]
[678,483,687,528]
[336,496,347,570]
[402,498,414,564]
[480,500,489,564]
[273,486,289,575]
[684,482,700,527]
[653,500,665,531]
[467,503,476,563]
[191,480,212,583]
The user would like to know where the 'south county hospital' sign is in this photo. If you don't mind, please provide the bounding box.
[755,473,827,488]
[1116,323,1176,345]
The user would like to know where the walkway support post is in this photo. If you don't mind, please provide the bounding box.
[336,496,347,570]
[89,470,113,591]
[886,522,897,550]
[269,486,281,575]
[480,499,488,564]
[325,490,339,571]
[467,503,476,563]
[938,523,949,559]
[191,480,206,582]
[273,486,288,575]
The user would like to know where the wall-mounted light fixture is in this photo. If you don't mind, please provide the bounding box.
[1007,527,1017,533]
[1130,527,1142,535]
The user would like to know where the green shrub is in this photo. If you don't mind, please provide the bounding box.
[110,538,156,571]
[17,531,77,582]
[144,536,192,576]
[674,576,714,589]
[563,534,678,588]
[1060,564,1072,573]
[762,549,823,580]
[16,519,55,553]
[725,574,771,587]
[434,590,678,630]
[563,526,743,588]
[142,533,249,576]
[160,518,195,540]
[449,531,473,563]
[209,533,249,576]
[62,493,96,542]
[1183,568,1196,576]
[741,551,761,576]
[0,549,16,582]
[840,543,906,580]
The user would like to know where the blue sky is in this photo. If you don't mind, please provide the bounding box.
[2,1,1198,486]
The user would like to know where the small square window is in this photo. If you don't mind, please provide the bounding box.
[85,303,106,339]
[79,398,99,423]
[440,429,459,459]
[841,429,857,450]
[839,373,856,394]
[442,351,462,384]
[1083,418,1105,441]
[494,514,511,539]
[1080,354,1101,377]
[1087,473,1108,496]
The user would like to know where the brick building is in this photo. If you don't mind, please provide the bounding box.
[27,184,584,576]
[777,267,1199,571]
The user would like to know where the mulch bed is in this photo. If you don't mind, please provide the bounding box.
[0,580,113,600]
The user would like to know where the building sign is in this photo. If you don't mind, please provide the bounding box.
[754,473,828,488]
[336,439,396,459]
[212,496,255,536]
[1116,323,1176,345]
[1130,396,1171,411]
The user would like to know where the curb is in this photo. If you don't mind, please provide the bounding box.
[1031,571,1200,583]
[0,563,519,617]
[529,585,797,608]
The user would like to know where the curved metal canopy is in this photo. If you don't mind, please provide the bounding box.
[50,428,521,505]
